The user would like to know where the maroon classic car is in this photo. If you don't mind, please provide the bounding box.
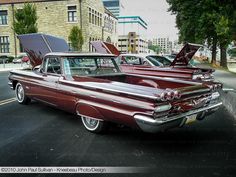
[91,41,215,81]
[8,34,222,133]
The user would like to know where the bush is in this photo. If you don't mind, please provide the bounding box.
[8,56,14,62]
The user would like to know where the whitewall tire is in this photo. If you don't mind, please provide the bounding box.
[81,116,107,133]
[15,83,31,104]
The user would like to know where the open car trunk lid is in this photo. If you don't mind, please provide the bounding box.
[90,41,120,56]
[170,43,202,67]
[18,33,69,68]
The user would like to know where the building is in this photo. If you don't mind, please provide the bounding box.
[117,16,148,53]
[0,0,118,57]
[153,37,172,54]
[102,0,124,18]
[103,8,118,44]
[118,32,148,53]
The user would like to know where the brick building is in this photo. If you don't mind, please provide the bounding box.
[0,0,118,57]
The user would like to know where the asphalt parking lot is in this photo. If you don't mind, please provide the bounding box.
[0,71,236,177]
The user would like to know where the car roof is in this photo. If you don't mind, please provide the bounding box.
[45,52,116,58]
[120,53,149,57]
[119,53,164,58]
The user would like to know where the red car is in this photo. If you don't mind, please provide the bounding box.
[8,34,222,133]
[91,41,214,81]
[21,55,29,63]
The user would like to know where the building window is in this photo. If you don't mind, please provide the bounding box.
[89,9,91,23]
[95,12,97,25]
[0,10,8,25]
[88,7,102,27]
[100,14,102,26]
[0,36,10,53]
[67,6,77,22]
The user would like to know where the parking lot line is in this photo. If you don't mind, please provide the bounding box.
[0,98,16,106]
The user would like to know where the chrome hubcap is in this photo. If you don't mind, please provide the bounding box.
[85,117,99,127]
[81,116,99,131]
[17,85,24,102]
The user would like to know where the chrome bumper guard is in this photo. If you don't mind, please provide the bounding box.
[134,102,222,133]
[8,81,13,89]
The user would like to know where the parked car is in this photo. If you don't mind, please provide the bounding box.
[118,53,172,67]
[13,56,22,64]
[13,54,30,64]
[163,54,176,62]
[21,54,30,63]
[91,41,215,81]
[8,34,222,133]
[0,55,10,64]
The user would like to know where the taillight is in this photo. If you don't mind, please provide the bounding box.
[174,90,181,99]
[154,103,172,113]
[160,89,181,101]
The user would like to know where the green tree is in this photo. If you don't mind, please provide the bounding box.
[13,3,38,34]
[167,0,218,64]
[215,1,236,67]
[167,0,236,68]
[68,26,84,51]
[148,45,161,54]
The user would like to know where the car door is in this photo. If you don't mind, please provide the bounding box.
[35,57,61,107]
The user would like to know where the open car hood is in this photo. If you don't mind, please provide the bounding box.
[90,41,120,56]
[170,43,202,67]
[18,33,69,68]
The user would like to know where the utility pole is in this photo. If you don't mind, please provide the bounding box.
[11,3,17,58]
[79,0,82,31]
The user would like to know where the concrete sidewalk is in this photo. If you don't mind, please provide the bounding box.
[229,68,236,73]
[0,63,27,72]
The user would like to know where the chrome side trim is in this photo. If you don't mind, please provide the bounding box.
[127,73,203,85]
[134,102,222,125]
[61,79,159,101]
[76,113,104,121]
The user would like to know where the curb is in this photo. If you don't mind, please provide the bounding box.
[220,91,236,120]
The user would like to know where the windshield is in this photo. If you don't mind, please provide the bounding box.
[62,57,121,76]
[146,55,171,66]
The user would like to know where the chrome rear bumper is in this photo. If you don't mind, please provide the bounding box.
[134,102,222,133]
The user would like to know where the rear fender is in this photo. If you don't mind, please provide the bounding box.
[76,102,104,120]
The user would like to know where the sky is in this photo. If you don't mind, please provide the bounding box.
[121,0,179,41]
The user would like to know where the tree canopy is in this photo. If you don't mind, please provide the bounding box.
[68,26,84,51]
[167,0,236,68]
[148,45,161,54]
[13,3,38,34]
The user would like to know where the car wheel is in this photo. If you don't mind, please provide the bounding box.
[81,116,107,133]
[15,83,31,104]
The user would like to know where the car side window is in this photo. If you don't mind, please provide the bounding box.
[154,56,163,63]
[162,57,171,66]
[123,56,141,65]
[45,57,61,74]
